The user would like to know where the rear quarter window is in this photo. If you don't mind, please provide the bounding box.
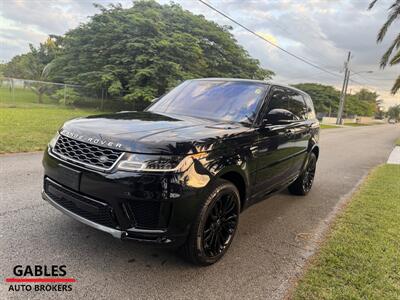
[303,94,316,119]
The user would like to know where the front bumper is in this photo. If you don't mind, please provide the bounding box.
[42,148,211,246]
[42,189,128,239]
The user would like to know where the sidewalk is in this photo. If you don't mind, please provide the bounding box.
[387,146,400,164]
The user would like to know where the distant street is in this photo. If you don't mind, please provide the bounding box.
[1,124,399,299]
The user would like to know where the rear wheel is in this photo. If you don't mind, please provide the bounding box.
[181,179,240,266]
[288,152,317,196]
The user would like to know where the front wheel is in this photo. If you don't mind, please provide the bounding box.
[181,179,240,266]
[288,152,317,196]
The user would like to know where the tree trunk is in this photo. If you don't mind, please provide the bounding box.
[38,92,43,103]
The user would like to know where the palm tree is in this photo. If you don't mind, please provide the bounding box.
[28,62,53,103]
[369,0,400,94]
[22,53,54,103]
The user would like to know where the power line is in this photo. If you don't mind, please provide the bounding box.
[348,78,369,86]
[349,69,397,82]
[347,73,389,93]
[197,0,342,79]
[355,76,396,81]
[344,70,376,90]
[347,79,396,97]
[350,73,399,95]
[197,0,392,95]
[348,78,379,93]
[249,5,332,59]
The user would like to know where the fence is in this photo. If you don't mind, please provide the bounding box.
[0,77,142,111]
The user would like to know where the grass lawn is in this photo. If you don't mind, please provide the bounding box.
[292,164,400,300]
[0,107,100,153]
[0,85,107,153]
[344,122,371,127]
[320,124,340,129]
[396,138,400,146]
[344,122,384,127]
[0,86,54,106]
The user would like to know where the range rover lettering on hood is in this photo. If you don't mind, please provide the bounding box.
[60,129,123,149]
[59,111,252,154]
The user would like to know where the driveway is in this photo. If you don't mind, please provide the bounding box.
[1,124,399,299]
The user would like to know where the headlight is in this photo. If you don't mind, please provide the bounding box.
[117,152,207,172]
[48,132,60,148]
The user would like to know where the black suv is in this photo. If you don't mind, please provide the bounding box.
[42,78,319,265]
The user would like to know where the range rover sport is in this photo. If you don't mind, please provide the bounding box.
[42,78,320,265]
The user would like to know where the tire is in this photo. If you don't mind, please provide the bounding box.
[181,179,240,266]
[288,152,317,196]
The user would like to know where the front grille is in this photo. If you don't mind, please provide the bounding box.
[53,135,123,170]
[44,178,116,228]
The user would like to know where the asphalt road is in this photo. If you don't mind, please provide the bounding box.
[1,124,399,299]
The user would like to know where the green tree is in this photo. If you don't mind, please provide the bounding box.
[3,36,61,80]
[387,104,400,120]
[345,88,378,117]
[345,94,375,117]
[51,1,273,108]
[369,1,400,94]
[53,87,80,106]
[0,63,6,76]
[355,88,379,102]
[3,52,52,103]
[3,54,29,79]
[293,83,379,117]
[28,62,54,103]
[292,83,340,115]
[3,37,62,102]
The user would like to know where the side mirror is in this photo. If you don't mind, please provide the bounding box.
[264,108,294,125]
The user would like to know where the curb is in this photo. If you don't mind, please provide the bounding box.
[0,151,43,157]
[387,146,400,164]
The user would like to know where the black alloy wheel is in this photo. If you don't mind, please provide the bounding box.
[301,154,316,193]
[202,190,238,257]
[288,152,317,196]
[181,179,240,265]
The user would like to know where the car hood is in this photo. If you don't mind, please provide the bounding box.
[60,111,251,155]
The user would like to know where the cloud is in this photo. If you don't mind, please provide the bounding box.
[0,0,132,61]
[1,0,79,34]
[177,0,399,108]
[256,32,278,46]
[0,0,399,107]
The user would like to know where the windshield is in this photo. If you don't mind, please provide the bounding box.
[148,80,268,124]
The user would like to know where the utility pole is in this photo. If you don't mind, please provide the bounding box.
[336,51,351,125]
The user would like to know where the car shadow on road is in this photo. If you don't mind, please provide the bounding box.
[48,188,308,269]
[22,189,316,297]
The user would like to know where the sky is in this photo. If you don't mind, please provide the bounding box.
[1,0,399,108]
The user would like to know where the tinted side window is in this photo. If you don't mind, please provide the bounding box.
[266,88,289,112]
[287,89,307,120]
